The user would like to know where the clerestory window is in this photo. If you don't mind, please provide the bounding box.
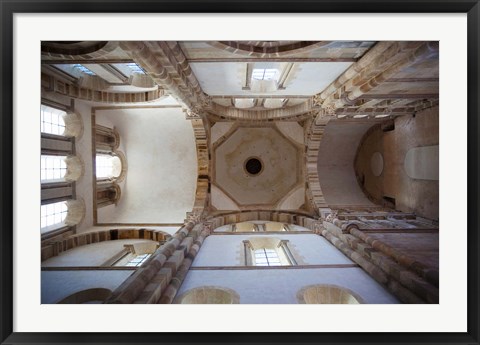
[243,238,297,266]
[73,64,95,75]
[41,105,66,136]
[124,253,152,267]
[41,155,67,182]
[96,154,122,180]
[124,62,145,74]
[252,68,278,81]
[254,248,282,266]
[41,201,68,233]
[110,62,145,76]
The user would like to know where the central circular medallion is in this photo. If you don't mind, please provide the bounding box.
[244,157,263,176]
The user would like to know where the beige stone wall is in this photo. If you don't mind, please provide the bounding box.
[354,106,439,220]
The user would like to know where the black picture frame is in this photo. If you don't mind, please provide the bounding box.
[1,1,479,344]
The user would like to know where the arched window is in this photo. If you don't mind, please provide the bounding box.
[253,248,282,266]
[57,288,112,304]
[243,237,297,266]
[41,155,67,182]
[176,286,240,304]
[111,241,159,267]
[96,154,122,180]
[40,199,86,235]
[41,155,84,183]
[41,104,66,136]
[41,201,68,233]
[252,68,278,81]
[297,285,363,304]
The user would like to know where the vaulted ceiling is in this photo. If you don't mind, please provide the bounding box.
[41,40,439,222]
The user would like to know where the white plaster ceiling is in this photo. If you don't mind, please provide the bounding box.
[317,121,376,207]
[180,41,375,60]
[190,62,352,96]
[213,126,303,207]
[95,107,197,223]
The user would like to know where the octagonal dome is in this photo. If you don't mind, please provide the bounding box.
[213,126,303,208]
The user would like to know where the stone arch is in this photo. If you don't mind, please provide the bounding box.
[41,41,119,59]
[112,150,127,183]
[64,155,84,182]
[175,286,240,304]
[57,288,112,304]
[209,41,328,58]
[208,101,314,121]
[297,284,364,304]
[305,114,328,213]
[41,228,172,262]
[64,198,86,228]
[188,115,209,217]
[63,111,84,138]
[41,72,165,104]
[207,211,319,233]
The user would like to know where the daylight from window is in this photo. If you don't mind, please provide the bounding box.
[252,68,277,81]
[96,155,116,179]
[41,201,68,231]
[73,64,95,75]
[41,155,67,182]
[41,105,66,135]
[254,248,282,266]
[125,254,152,267]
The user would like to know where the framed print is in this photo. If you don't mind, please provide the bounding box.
[1,1,479,344]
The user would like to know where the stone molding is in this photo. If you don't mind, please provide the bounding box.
[41,72,165,104]
[41,228,171,262]
[305,115,328,214]
[41,41,119,60]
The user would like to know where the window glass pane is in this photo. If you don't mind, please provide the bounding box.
[96,154,122,179]
[73,64,95,75]
[41,105,66,135]
[41,155,67,183]
[125,62,145,74]
[41,201,68,232]
[254,247,283,266]
[252,68,278,81]
[124,253,151,267]
[111,62,145,76]
[96,155,114,179]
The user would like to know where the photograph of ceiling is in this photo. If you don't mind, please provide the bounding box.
[40,40,439,305]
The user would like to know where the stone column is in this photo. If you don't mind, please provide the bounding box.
[348,227,439,287]
[104,221,196,304]
[320,227,426,304]
[158,223,211,304]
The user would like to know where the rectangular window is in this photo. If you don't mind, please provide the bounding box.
[41,201,68,232]
[41,105,66,136]
[125,62,145,74]
[124,254,152,267]
[110,62,145,76]
[73,64,95,75]
[252,68,277,80]
[254,248,282,266]
[96,155,113,179]
[41,155,67,182]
